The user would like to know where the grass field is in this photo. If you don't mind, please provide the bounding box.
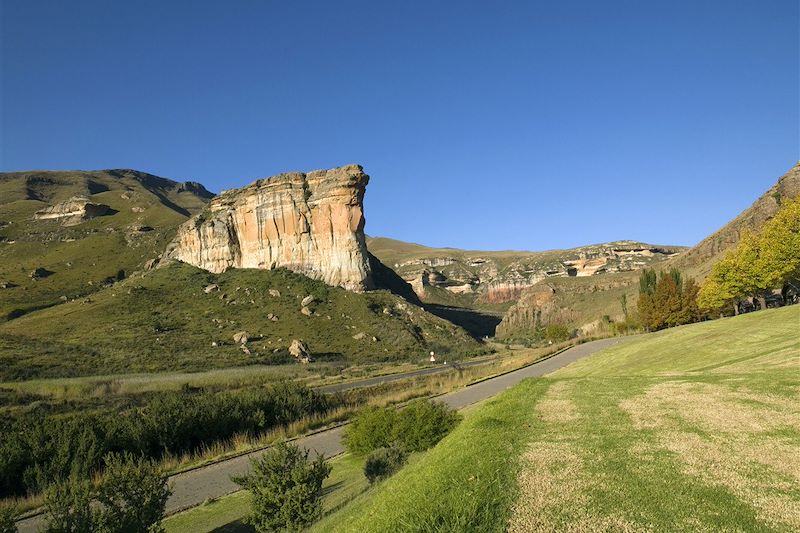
[317,306,800,532]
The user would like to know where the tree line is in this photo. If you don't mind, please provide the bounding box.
[698,196,800,314]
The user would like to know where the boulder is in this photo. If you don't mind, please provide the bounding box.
[269,289,281,298]
[203,284,219,294]
[301,295,315,307]
[301,306,312,316]
[233,331,249,344]
[352,332,366,340]
[289,339,310,359]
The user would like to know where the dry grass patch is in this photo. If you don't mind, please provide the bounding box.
[535,381,579,423]
[620,380,800,531]
[509,440,647,533]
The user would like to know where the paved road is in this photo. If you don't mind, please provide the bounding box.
[16,337,622,532]
[315,358,491,394]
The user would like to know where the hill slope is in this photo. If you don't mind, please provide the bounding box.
[497,162,800,339]
[0,169,213,320]
[671,161,800,278]
[0,262,481,380]
[315,305,800,532]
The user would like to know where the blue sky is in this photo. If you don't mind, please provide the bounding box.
[2,0,798,250]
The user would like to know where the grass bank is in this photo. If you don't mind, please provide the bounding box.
[319,306,800,532]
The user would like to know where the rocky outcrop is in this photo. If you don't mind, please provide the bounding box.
[34,196,113,226]
[494,284,556,337]
[166,165,374,292]
[369,237,685,306]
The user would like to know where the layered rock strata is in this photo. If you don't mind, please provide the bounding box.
[166,164,374,292]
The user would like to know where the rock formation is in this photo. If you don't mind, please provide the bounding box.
[165,164,374,292]
[34,196,113,226]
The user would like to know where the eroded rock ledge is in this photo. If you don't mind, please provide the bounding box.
[165,164,374,292]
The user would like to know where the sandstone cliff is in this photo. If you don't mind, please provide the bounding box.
[166,165,374,292]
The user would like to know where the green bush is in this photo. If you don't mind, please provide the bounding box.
[0,504,17,533]
[364,446,407,483]
[0,381,330,498]
[233,441,331,533]
[342,406,398,455]
[95,453,171,533]
[392,399,461,453]
[544,323,571,343]
[343,399,461,455]
[43,474,95,533]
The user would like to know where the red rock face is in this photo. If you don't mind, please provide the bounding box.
[165,164,374,292]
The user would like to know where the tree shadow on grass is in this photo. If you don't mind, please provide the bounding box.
[212,520,255,533]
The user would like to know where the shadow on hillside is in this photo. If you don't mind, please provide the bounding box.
[212,520,255,533]
[423,304,502,339]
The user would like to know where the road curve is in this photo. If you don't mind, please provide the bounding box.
[16,337,622,532]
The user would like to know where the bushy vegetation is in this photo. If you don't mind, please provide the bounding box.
[343,399,461,455]
[363,446,407,484]
[233,441,331,533]
[0,381,329,498]
[43,453,170,533]
[698,196,800,313]
[0,504,16,533]
[637,268,700,330]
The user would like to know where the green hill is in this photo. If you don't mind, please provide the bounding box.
[0,262,481,380]
[0,169,213,320]
[315,305,800,532]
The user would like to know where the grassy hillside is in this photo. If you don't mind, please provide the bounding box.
[0,262,481,380]
[0,169,212,320]
[670,162,800,279]
[318,306,800,532]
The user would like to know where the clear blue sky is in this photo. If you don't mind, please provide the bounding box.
[2,0,798,250]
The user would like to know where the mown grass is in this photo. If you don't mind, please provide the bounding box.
[318,306,800,532]
[311,381,550,532]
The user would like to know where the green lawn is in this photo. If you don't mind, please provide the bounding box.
[317,306,800,532]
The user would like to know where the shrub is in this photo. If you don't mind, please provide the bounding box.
[364,446,407,483]
[344,400,461,455]
[43,474,96,533]
[95,453,171,533]
[233,441,331,533]
[544,323,571,343]
[0,505,17,533]
[392,400,461,453]
[343,406,398,455]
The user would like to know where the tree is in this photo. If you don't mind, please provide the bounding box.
[95,453,171,533]
[43,474,96,533]
[759,196,800,288]
[698,252,740,315]
[233,441,331,533]
[638,268,700,330]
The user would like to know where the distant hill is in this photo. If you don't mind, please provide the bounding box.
[0,169,213,320]
[367,236,684,311]
[497,162,800,340]
[670,162,800,278]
